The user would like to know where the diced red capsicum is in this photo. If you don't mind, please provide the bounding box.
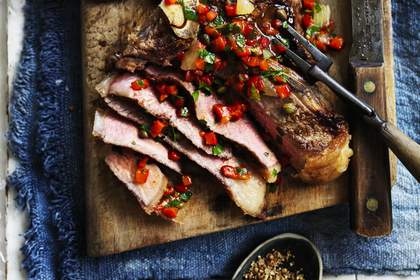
[212,36,227,52]
[163,185,175,196]
[175,184,188,193]
[303,0,315,9]
[206,10,218,22]
[164,0,177,5]
[242,56,260,67]
[197,3,210,14]
[131,79,150,91]
[275,84,291,99]
[150,120,167,138]
[213,104,231,124]
[201,131,218,146]
[162,207,178,219]
[168,150,181,161]
[182,175,192,187]
[195,58,205,70]
[134,168,149,185]
[229,103,246,121]
[302,13,314,28]
[220,165,251,180]
[225,3,237,17]
[329,36,344,50]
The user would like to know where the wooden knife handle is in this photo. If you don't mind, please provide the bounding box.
[379,122,420,182]
[350,65,392,237]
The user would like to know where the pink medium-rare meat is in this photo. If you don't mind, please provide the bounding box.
[145,66,282,183]
[103,96,266,217]
[96,74,233,159]
[105,150,168,214]
[92,110,182,173]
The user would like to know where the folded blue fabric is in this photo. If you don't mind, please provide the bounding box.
[8,0,419,279]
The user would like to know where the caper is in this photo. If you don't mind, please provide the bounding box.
[200,33,211,45]
[282,102,297,114]
[139,130,149,138]
[217,86,227,94]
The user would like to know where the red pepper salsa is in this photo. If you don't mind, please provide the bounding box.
[221,165,251,180]
[133,157,150,185]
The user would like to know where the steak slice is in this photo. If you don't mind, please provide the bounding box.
[247,66,353,183]
[104,97,267,217]
[105,150,168,215]
[96,74,233,159]
[145,66,282,183]
[92,110,182,174]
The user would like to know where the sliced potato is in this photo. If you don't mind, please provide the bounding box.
[172,20,200,40]
[236,0,255,15]
[159,0,200,39]
[313,4,331,28]
[159,3,185,28]
[181,40,201,70]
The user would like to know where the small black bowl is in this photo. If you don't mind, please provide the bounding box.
[232,233,323,280]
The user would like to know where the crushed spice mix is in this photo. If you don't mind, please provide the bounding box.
[243,249,305,280]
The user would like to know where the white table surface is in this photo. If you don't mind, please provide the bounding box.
[1,1,419,279]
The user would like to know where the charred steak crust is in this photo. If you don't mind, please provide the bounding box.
[117,5,192,69]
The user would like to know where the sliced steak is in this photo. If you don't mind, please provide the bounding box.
[105,150,168,214]
[92,110,182,174]
[145,66,281,183]
[103,97,266,217]
[247,66,353,183]
[96,74,233,159]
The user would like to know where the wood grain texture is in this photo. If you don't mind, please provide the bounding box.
[350,66,392,237]
[82,0,396,256]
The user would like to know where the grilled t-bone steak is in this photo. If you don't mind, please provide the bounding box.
[145,66,282,183]
[95,102,266,217]
[105,150,168,215]
[247,65,353,183]
[96,74,233,159]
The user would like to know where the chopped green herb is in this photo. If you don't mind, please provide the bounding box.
[236,167,248,176]
[212,15,226,27]
[234,33,246,48]
[180,191,193,202]
[272,168,279,178]
[263,49,273,59]
[184,7,198,21]
[166,199,182,208]
[212,144,224,156]
[249,84,261,101]
[306,25,320,37]
[267,183,278,193]
[137,80,145,86]
[180,107,189,117]
[282,21,289,29]
[192,90,200,102]
[199,49,216,64]
[199,82,213,95]
[262,70,289,83]
[315,3,322,13]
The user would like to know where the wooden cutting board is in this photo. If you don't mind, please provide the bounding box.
[82,0,396,257]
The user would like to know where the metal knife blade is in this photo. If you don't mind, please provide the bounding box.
[349,0,384,67]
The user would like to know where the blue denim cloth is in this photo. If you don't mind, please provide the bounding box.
[8,0,420,279]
